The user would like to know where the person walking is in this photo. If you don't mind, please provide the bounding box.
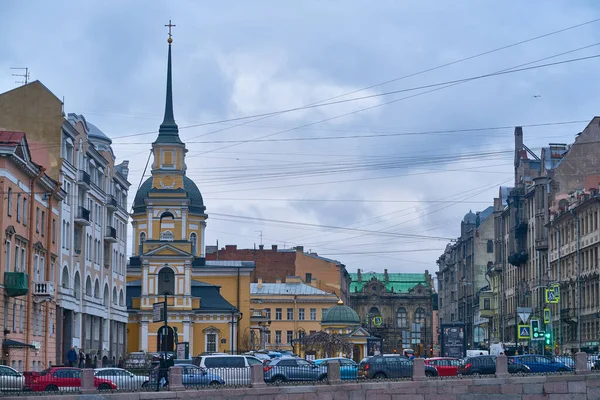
[67,347,78,367]
[79,349,85,368]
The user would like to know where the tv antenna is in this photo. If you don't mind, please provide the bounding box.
[10,67,29,85]
[255,230,263,246]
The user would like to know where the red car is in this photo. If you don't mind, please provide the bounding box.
[424,357,460,376]
[25,367,116,392]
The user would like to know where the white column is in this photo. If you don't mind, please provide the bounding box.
[181,208,187,239]
[142,261,149,295]
[200,221,206,257]
[184,261,191,296]
[233,318,238,354]
[141,321,149,351]
[183,320,190,342]
[189,322,194,356]
[147,207,153,238]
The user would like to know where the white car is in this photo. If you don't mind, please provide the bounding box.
[0,365,24,392]
[194,355,263,386]
[94,368,149,390]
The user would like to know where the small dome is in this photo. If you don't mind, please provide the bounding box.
[322,303,360,325]
[132,176,205,214]
[86,121,112,144]
[463,210,476,224]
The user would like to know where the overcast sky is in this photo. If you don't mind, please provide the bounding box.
[2,1,600,279]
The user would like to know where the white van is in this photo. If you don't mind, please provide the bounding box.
[193,355,262,386]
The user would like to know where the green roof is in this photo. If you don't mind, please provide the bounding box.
[349,272,427,293]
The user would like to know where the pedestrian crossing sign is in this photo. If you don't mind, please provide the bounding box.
[544,308,551,324]
[546,285,560,304]
[518,324,531,339]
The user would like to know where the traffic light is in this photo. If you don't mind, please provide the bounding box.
[544,331,552,346]
[531,320,540,339]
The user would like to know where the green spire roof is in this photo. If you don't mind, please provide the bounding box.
[155,42,183,145]
[349,272,428,293]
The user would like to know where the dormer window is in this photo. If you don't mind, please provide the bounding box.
[161,150,174,168]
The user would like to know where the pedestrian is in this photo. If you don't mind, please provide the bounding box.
[79,349,85,368]
[67,347,78,367]
[118,357,124,369]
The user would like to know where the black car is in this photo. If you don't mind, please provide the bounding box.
[458,355,530,375]
[358,355,438,379]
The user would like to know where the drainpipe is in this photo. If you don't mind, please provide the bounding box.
[236,267,240,354]
[43,182,61,367]
[26,168,45,370]
[551,221,561,352]
[500,216,505,343]
[570,209,581,351]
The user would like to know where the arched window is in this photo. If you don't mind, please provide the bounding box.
[85,276,92,296]
[112,287,117,305]
[414,307,425,322]
[487,240,493,253]
[94,279,100,299]
[119,289,125,307]
[369,306,380,316]
[397,307,407,328]
[74,271,81,299]
[103,284,109,306]
[158,267,175,295]
[190,233,197,255]
[61,267,69,289]
[160,212,175,240]
[139,232,146,254]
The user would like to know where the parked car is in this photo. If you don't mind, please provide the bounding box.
[424,357,460,376]
[174,364,224,387]
[0,365,24,392]
[555,355,576,370]
[25,367,116,392]
[458,355,530,375]
[192,355,263,386]
[510,355,571,373]
[94,368,149,390]
[263,358,325,383]
[358,355,438,379]
[312,358,358,380]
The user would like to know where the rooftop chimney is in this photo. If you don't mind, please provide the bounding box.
[259,244,264,250]
[276,277,282,284]
[384,269,389,283]
[257,277,263,289]
[225,245,237,251]
[357,269,362,282]
[272,244,278,251]
[295,246,304,253]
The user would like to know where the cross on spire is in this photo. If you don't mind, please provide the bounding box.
[165,20,176,44]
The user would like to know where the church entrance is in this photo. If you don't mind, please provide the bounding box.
[157,326,175,354]
[352,345,361,362]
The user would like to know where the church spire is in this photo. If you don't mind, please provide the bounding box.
[155,20,183,144]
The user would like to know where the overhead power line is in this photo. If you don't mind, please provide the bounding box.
[109,17,600,141]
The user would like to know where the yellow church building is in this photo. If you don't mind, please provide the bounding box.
[126,32,254,356]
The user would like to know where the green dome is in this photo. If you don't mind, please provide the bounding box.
[322,302,360,325]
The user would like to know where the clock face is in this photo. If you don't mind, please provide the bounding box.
[160,175,175,189]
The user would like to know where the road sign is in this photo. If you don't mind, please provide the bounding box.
[517,307,532,323]
[373,316,383,326]
[546,285,560,304]
[518,325,530,339]
[153,301,166,322]
[544,308,551,324]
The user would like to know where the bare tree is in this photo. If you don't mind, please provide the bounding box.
[300,331,352,358]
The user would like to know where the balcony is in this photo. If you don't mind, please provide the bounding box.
[508,251,529,267]
[535,238,549,251]
[4,272,28,297]
[561,308,578,324]
[74,206,91,226]
[32,281,54,303]
[515,221,528,233]
[77,171,91,190]
[106,195,117,211]
[104,226,117,243]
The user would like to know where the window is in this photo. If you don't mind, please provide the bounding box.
[62,267,69,289]
[35,207,40,232]
[487,240,493,253]
[275,308,282,320]
[190,233,197,255]
[12,303,16,332]
[287,308,293,320]
[5,240,10,273]
[369,307,380,316]
[52,219,56,243]
[7,188,12,216]
[16,194,20,222]
[265,330,271,344]
[206,333,217,353]
[287,330,293,344]
[275,331,282,344]
[298,308,305,321]
[310,308,316,321]
[20,248,25,272]
[41,211,45,236]
[158,267,175,295]
[22,197,27,225]
[160,231,174,241]
[265,308,271,319]
[397,307,407,328]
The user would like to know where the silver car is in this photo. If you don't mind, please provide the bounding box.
[94,368,149,390]
[0,366,24,391]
